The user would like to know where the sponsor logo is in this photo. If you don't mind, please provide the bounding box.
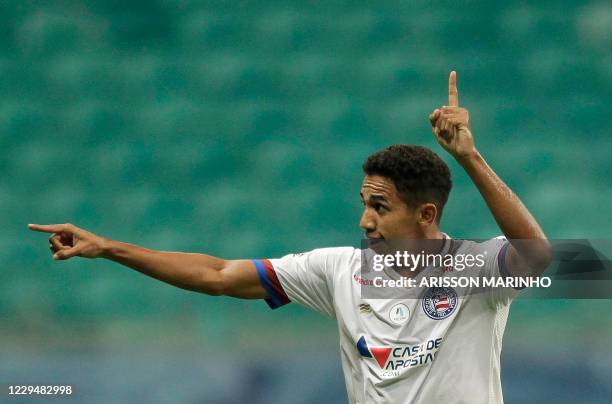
[353,274,374,286]
[421,287,458,320]
[356,336,442,377]
[389,303,410,325]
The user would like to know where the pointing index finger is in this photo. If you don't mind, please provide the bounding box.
[448,71,459,107]
[28,223,67,233]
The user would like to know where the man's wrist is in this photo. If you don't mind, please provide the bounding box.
[454,148,481,167]
[99,238,116,260]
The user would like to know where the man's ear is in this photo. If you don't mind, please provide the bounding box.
[417,203,438,226]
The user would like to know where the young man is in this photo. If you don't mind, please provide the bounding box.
[30,72,550,403]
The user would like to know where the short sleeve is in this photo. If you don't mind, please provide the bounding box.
[477,237,521,307]
[253,247,352,317]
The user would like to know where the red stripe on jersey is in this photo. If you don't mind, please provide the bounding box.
[262,259,290,305]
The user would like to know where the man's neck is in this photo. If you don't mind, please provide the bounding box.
[423,227,444,240]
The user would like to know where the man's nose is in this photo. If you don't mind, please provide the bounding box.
[359,209,375,233]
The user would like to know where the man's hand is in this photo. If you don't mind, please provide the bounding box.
[427,74,551,275]
[28,223,107,260]
[428,71,476,161]
[28,222,267,297]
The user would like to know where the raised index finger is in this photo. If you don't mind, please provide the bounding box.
[448,71,459,107]
[28,223,68,233]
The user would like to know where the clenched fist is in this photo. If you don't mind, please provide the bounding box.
[28,223,108,260]
[428,71,476,161]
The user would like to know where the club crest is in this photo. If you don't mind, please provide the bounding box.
[422,287,458,320]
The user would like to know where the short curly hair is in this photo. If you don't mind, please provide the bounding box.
[363,145,452,222]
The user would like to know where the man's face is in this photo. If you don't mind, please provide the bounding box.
[359,175,421,240]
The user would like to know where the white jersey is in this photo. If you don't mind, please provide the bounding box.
[253,236,519,404]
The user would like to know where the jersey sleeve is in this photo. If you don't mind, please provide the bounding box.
[477,237,522,307]
[252,247,352,317]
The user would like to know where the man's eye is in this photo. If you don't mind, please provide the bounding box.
[373,204,385,212]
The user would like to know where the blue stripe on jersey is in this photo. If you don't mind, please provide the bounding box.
[252,259,285,309]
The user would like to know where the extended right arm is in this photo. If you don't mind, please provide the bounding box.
[28,223,267,299]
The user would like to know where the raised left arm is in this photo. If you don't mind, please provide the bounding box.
[428,71,551,276]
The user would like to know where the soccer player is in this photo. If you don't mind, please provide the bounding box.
[29,72,551,403]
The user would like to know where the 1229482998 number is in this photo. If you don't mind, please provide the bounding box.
[8,385,72,395]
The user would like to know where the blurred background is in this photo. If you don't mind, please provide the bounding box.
[2,0,611,402]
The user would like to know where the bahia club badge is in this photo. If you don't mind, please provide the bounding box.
[422,287,458,320]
